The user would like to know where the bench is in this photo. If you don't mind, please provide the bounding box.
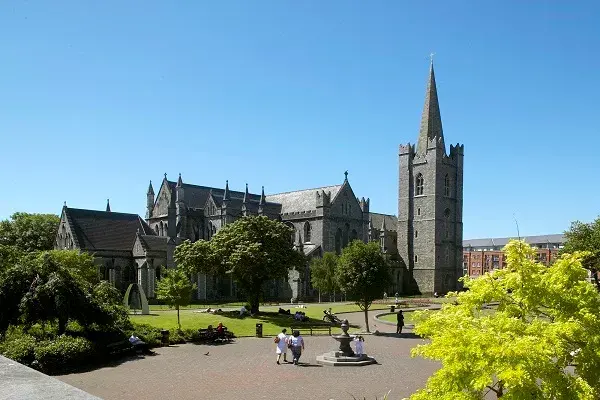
[290,325,331,336]
[106,340,135,356]
[197,326,235,343]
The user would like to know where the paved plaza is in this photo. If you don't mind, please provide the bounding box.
[58,311,439,400]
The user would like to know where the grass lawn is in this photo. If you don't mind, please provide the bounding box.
[379,311,420,326]
[131,302,391,337]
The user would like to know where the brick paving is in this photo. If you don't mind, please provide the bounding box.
[58,311,439,400]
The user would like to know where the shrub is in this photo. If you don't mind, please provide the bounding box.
[129,323,162,347]
[0,330,37,365]
[34,335,95,373]
[169,328,186,344]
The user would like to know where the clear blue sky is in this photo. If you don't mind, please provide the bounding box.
[1,1,599,239]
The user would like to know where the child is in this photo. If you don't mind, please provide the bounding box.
[354,336,364,356]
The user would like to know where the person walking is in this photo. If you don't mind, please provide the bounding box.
[289,330,305,365]
[396,310,405,334]
[275,328,289,364]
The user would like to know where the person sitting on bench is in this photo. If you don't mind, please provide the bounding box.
[129,335,153,354]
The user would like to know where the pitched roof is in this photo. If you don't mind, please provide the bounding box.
[139,235,168,252]
[65,207,154,251]
[166,181,261,209]
[265,185,342,213]
[463,234,566,249]
[370,213,397,232]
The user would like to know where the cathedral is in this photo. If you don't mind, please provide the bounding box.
[54,62,463,299]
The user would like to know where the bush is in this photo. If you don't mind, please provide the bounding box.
[34,335,95,373]
[129,323,162,347]
[169,328,186,344]
[0,330,37,365]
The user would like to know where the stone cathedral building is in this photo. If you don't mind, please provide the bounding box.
[54,62,463,299]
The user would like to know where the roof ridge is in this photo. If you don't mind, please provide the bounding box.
[267,184,342,197]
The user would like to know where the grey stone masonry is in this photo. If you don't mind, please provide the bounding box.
[397,62,464,294]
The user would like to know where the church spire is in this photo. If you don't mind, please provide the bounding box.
[416,60,445,155]
[223,180,230,201]
[259,186,265,206]
[381,217,386,232]
[176,173,183,187]
[147,180,154,195]
[106,199,111,212]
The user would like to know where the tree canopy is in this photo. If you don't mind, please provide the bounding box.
[155,268,196,330]
[310,252,339,300]
[336,240,389,332]
[0,213,60,253]
[410,240,600,399]
[175,216,305,313]
[562,216,600,291]
[0,250,127,336]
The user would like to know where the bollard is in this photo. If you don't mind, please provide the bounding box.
[390,305,395,313]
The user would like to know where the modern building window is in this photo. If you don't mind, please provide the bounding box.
[415,173,424,196]
[415,254,418,263]
[304,222,311,243]
[415,230,418,238]
[417,207,421,216]
[444,174,450,197]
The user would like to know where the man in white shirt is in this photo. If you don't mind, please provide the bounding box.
[275,328,289,364]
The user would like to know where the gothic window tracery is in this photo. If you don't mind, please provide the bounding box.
[444,174,450,197]
[415,173,424,196]
[304,222,311,243]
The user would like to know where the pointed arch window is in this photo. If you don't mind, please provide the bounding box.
[304,222,311,243]
[444,174,450,197]
[415,173,424,196]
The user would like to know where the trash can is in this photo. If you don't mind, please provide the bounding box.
[390,305,395,313]
[255,323,263,338]
[161,329,170,346]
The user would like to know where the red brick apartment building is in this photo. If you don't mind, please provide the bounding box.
[462,234,565,277]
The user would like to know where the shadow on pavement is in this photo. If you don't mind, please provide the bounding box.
[375,332,421,340]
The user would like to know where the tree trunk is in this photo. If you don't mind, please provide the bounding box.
[176,305,181,331]
[318,289,321,303]
[592,268,600,292]
[250,292,260,314]
[363,304,370,333]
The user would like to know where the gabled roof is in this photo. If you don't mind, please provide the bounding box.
[370,213,397,232]
[265,185,343,213]
[139,235,168,252]
[463,234,566,249]
[64,207,154,251]
[166,181,261,209]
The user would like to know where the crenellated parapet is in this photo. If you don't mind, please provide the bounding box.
[399,143,415,156]
[281,210,318,220]
[449,143,464,158]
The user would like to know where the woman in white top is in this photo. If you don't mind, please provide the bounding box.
[275,328,288,364]
[289,330,305,365]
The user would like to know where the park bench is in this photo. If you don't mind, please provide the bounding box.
[106,340,135,356]
[197,326,235,343]
[290,325,331,336]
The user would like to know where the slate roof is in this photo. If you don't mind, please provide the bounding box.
[65,207,154,251]
[463,234,565,249]
[167,181,261,209]
[265,185,343,214]
[370,213,397,231]
[139,235,168,252]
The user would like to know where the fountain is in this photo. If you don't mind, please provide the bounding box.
[316,319,376,367]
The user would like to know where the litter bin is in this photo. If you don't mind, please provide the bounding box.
[255,323,263,338]
[161,329,170,346]
[390,305,395,313]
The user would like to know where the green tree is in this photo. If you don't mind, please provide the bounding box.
[410,240,600,399]
[311,252,339,302]
[562,216,600,292]
[336,241,389,332]
[208,216,304,313]
[174,239,215,277]
[155,269,196,331]
[0,213,60,253]
[0,251,127,335]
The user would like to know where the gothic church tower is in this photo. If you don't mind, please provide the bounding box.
[397,62,464,294]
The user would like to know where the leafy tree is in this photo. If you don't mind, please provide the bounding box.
[336,241,389,332]
[0,213,60,253]
[155,269,196,330]
[180,216,305,313]
[311,252,339,301]
[0,251,125,336]
[562,216,600,292]
[410,240,600,399]
[0,244,25,276]
[174,239,215,277]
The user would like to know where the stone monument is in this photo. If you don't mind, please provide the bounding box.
[316,319,376,367]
